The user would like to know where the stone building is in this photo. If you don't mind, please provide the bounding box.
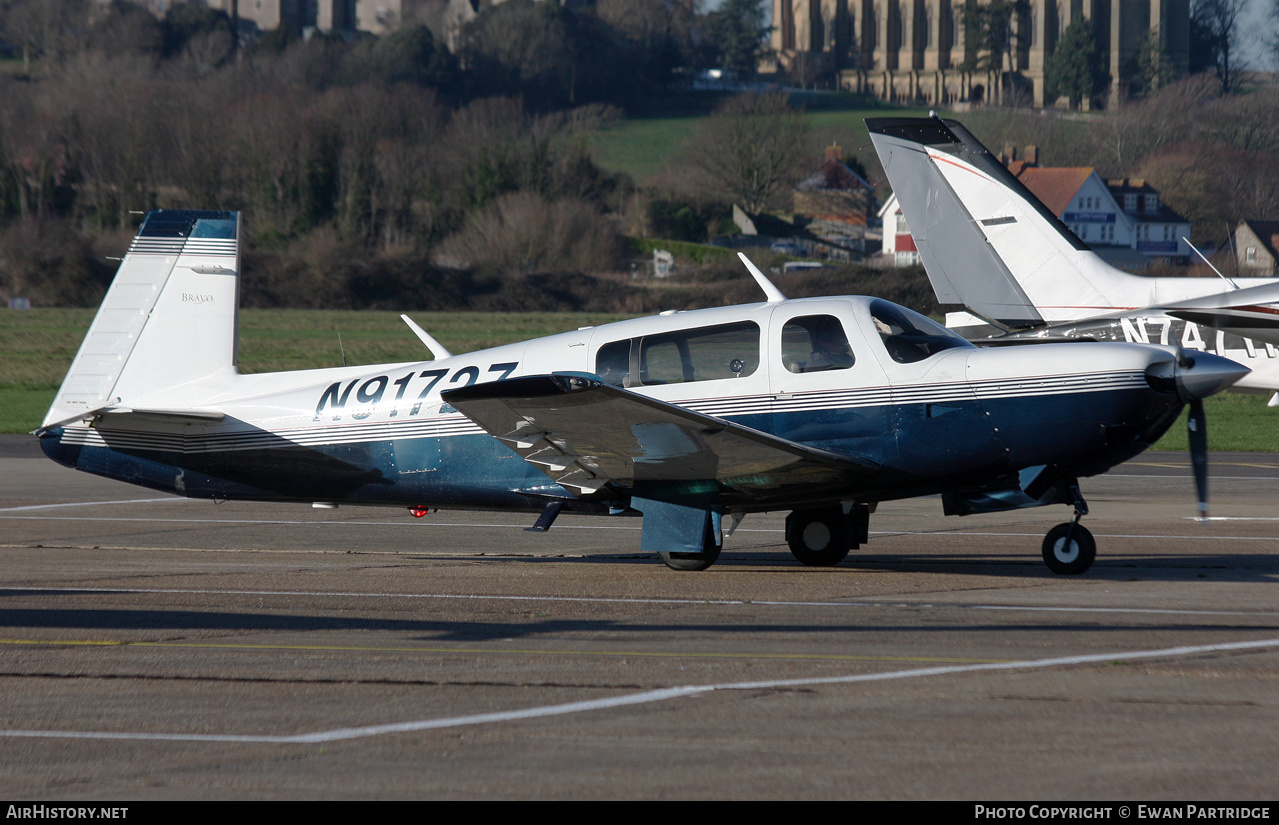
[770,0,1190,107]
[1235,221,1279,278]
[120,0,438,36]
[134,1,359,34]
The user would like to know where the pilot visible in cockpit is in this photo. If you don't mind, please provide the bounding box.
[596,344,629,386]
[802,319,855,372]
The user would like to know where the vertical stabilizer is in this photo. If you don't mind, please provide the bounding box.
[867,117,1140,328]
[41,210,241,429]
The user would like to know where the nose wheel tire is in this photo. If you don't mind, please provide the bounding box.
[786,509,853,567]
[1041,523,1096,575]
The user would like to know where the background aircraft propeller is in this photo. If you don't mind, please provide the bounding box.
[1187,397,1209,520]
[1149,350,1250,521]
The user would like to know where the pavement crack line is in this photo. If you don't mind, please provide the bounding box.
[0,637,1275,745]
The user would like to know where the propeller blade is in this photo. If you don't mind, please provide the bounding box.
[1146,349,1244,521]
[1187,397,1209,521]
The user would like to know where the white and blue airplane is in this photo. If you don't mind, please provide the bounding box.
[866,115,1279,395]
[36,209,1248,574]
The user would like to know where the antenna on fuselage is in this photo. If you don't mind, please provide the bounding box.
[401,314,453,360]
[737,252,787,303]
[1184,237,1239,290]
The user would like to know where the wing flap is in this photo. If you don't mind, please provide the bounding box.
[443,374,878,503]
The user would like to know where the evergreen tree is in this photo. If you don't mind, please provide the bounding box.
[959,0,1029,103]
[1133,28,1179,98]
[366,25,457,90]
[705,0,769,77]
[1044,15,1107,109]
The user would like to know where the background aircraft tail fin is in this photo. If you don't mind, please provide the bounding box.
[867,117,1138,329]
[41,210,241,429]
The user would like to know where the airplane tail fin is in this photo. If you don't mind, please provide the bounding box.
[867,117,1143,329]
[41,210,241,430]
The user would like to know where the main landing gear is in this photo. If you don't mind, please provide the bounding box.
[785,504,871,567]
[1041,484,1095,575]
[659,518,722,571]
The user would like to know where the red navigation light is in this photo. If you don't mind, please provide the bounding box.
[408,505,430,518]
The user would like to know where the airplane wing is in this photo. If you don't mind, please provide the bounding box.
[1160,280,1279,344]
[976,280,1279,348]
[442,374,879,506]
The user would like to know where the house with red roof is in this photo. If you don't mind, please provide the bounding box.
[790,145,876,260]
[881,149,1192,269]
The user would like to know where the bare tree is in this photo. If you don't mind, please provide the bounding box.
[683,93,811,213]
[1192,0,1248,93]
[1,0,91,74]
[1270,0,1279,71]
[437,190,623,274]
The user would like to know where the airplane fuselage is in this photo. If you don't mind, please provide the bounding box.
[40,296,1189,517]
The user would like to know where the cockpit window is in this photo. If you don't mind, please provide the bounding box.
[782,315,856,373]
[595,340,631,386]
[869,299,973,363]
[594,321,760,387]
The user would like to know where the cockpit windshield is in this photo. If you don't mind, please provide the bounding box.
[868,299,974,364]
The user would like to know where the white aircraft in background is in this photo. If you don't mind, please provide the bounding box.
[866,115,1279,402]
[35,209,1247,574]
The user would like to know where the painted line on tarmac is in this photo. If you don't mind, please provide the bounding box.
[0,498,181,513]
[4,585,1274,618]
[877,530,1279,542]
[1194,516,1279,521]
[4,515,1279,544]
[0,638,1275,744]
[1108,473,1279,481]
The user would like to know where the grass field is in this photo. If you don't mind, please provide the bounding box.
[589,105,936,182]
[2,308,1274,452]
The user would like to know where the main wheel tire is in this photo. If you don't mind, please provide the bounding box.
[659,519,722,571]
[1041,523,1096,575]
[659,541,721,571]
[786,509,852,567]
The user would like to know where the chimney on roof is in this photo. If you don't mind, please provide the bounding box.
[1001,144,1017,165]
[1024,145,1038,166]
[825,144,842,163]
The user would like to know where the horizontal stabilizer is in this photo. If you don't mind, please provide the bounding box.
[443,373,878,504]
[97,407,226,423]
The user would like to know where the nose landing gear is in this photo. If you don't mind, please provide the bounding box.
[1041,484,1095,574]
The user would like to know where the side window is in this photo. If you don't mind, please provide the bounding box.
[595,322,761,387]
[782,315,856,373]
[642,340,688,384]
